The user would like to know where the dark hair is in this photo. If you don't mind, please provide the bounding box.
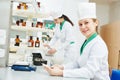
[59,14,74,26]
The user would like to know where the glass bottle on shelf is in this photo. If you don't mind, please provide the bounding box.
[19,19,24,26]
[35,37,40,47]
[17,3,21,9]
[26,16,32,27]
[37,2,40,8]
[14,35,22,46]
[32,18,37,27]
[36,22,43,28]
[28,36,34,47]
[16,20,20,26]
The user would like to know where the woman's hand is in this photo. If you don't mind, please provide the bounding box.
[51,64,64,70]
[43,64,63,76]
[43,44,51,49]
[47,48,56,54]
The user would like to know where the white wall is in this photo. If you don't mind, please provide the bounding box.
[90,0,120,25]
[0,0,11,66]
[109,1,120,22]
[90,0,110,26]
[96,4,109,26]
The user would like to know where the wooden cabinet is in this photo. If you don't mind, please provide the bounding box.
[100,21,120,69]
[118,50,120,69]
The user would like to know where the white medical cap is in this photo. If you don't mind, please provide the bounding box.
[50,11,63,19]
[78,2,96,20]
[36,0,40,2]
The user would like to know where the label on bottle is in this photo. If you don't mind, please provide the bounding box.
[28,42,32,47]
[35,43,39,47]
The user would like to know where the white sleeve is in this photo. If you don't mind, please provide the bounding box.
[49,35,58,47]
[56,41,70,51]
[63,57,101,78]
[56,25,76,51]
[63,43,107,78]
[63,60,79,69]
[49,27,58,47]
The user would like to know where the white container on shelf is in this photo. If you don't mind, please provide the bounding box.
[26,20,32,27]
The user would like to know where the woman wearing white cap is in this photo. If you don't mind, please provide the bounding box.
[44,12,79,64]
[44,2,110,80]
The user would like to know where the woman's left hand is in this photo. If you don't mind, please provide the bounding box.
[51,64,64,70]
[44,65,63,76]
[47,48,57,54]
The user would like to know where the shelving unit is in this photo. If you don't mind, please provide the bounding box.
[100,21,120,69]
[9,0,54,66]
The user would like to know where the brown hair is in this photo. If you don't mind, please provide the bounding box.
[92,18,98,33]
[59,14,74,26]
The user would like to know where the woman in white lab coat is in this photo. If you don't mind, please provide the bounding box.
[44,13,79,64]
[44,3,110,80]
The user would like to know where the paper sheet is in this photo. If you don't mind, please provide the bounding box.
[0,29,6,45]
[0,49,5,57]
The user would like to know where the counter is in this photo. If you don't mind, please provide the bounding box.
[0,67,90,80]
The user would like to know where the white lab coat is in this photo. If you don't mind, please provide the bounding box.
[63,35,110,80]
[49,21,79,64]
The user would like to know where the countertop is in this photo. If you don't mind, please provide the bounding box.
[0,66,90,80]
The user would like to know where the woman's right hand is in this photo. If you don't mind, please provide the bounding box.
[43,44,51,48]
[44,65,63,76]
[47,48,56,54]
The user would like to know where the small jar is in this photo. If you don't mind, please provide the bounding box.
[22,22,26,26]
[24,5,28,10]
[35,37,40,47]
[28,36,34,47]
[17,3,21,9]
[20,19,24,26]
[37,2,40,8]
[14,35,21,46]
[16,20,20,26]
[36,22,43,28]
[17,5,21,9]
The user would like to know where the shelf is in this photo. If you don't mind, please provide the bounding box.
[12,9,50,18]
[12,0,50,18]
[11,0,32,3]
[9,46,45,52]
[11,25,54,33]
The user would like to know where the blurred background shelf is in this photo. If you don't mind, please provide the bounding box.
[11,0,32,3]
[11,25,54,32]
[12,10,50,18]
[9,46,44,52]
